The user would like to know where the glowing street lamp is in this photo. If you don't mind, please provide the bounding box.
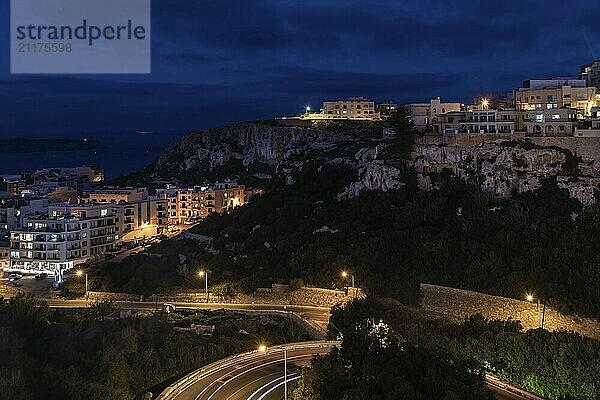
[258,344,288,400]
[76,270,88,299]
[341,271,355,288]
[481,98,490,110]
[198,270,209,303]
[526,294,534,302]
[526,293,546,329]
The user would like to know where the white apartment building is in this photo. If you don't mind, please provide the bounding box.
[437,109,524,134]
[79,187,168,239]
[408,97,462,128]
[302,98,381,121]
[9,205,120,274]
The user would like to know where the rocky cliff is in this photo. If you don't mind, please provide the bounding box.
[144,121,409,198]
[142,122,599,204]
[411,141,599,204]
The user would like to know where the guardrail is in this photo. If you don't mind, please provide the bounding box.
[485,374,547,400]
[156,340,340,400]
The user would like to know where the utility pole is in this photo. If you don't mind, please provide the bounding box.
[284,348,288,400]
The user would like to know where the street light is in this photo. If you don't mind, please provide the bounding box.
[526,294,546,329]
[76,270,88,299]
[258,344,288,400]
[341,271,355,288]
[481,98,489,110]
[198,270,209,303]
[526,294,534,302]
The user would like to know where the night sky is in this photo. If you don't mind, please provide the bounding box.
[1,0,599,137]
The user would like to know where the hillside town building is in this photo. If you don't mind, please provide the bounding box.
[157,182,246,226]
[407,98,462,128]
[302,98,381,121]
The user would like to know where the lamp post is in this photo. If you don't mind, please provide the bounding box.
[526,294,546,329]
[198,270,208,303]
[76,270,88,299]
[258,345,288,400]
[341,271,354,288]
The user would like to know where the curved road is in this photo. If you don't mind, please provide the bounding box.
[45,301,544,400]
[156,341,544,400]
[158,341,337,400]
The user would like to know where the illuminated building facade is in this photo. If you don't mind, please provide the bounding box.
[158,182,246,226]
[515,79,597,117]
[303,98,381,120]
[9,205,120,274]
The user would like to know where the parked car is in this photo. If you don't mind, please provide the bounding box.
[34,273,48,280]
[8,273,23,281]
[9,280,22,287]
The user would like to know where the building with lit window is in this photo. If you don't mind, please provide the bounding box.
[0,242,9,270]
[0,175,27,197]
[407,97,462,128]
[523,108,577,136]
[8,205,120,274]
[302,98,381,120]
[515,79,597,117]
[437,109,525,134]
[377,102,399,118]
[158,182,246,226]
[580,60,600,89]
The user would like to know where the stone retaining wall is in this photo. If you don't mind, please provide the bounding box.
[420,283,600,339]
[415,134,600,162]
[148,286,359,308]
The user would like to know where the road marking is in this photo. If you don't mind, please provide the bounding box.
[245,373,300,400]
[204,355,312,400]
[255,376,301,400]
[225,371,282,400]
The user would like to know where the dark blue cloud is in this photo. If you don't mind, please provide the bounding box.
[1,0,600,137]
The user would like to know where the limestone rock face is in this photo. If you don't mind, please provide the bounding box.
[151,122,352,183]
[338,145,405,199]
[411,142,598,203]
[148,121,598,205]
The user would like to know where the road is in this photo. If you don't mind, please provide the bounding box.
[155,340,542,400]
[157,341,337,400]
